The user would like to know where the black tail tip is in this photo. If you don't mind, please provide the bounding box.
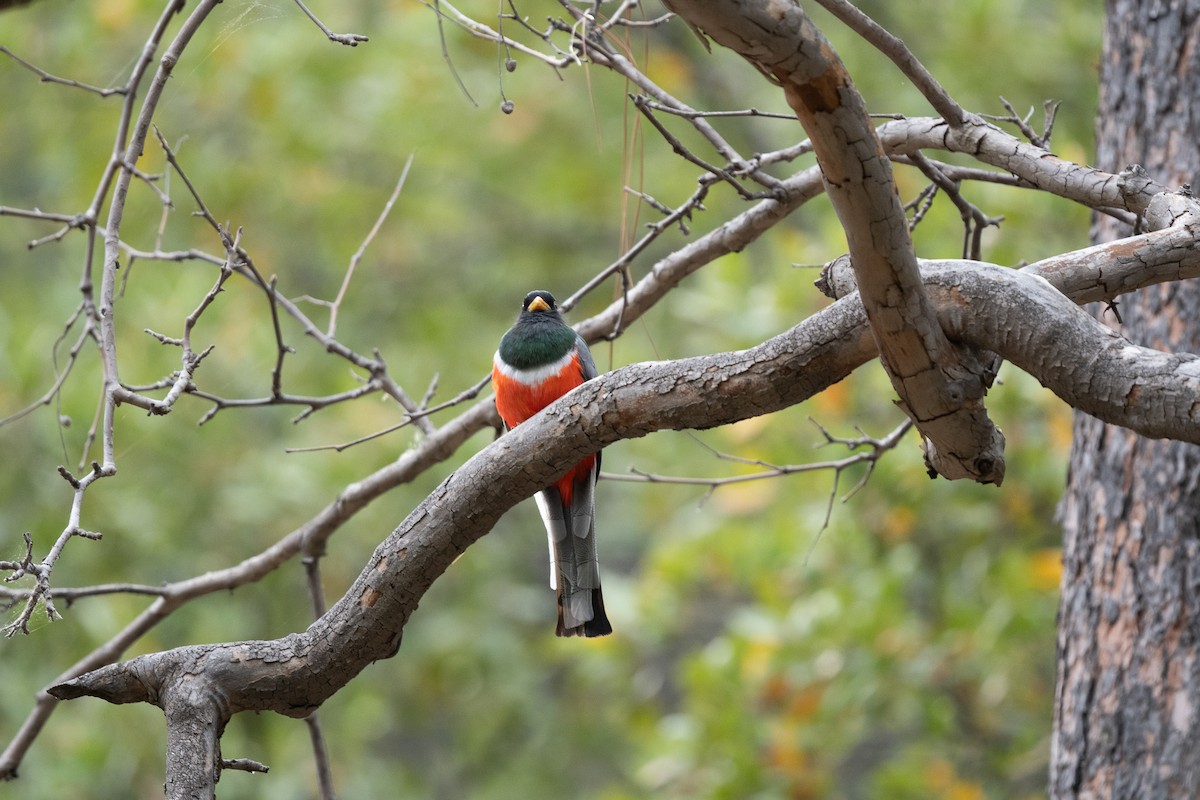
[555,586,612,637]
[555,617,613,638]
[583,616,613,637]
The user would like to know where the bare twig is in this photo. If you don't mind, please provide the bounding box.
[0,582,169,606]
[418,373,440,412]
[0,304,94,427]
[431,0,479,105]
[0,0,213,636]
[1,456,112,637]
[152,130,436,435]
[0,45,128,97]
[606,419,912,510]
[304,714,336,799]
[193,382,382,426]
[992,96,1062,149]
[562,180,712,318]
[907,150,1004,259]
[632,99,797,121]
[290,0,369,46]
[300,553,336,798]
[328,156,414,338]
[904,182,939,231]
[891,155,1028,188]
[444,0,581,67]
[286,375,492,453]
[631,95,763,200]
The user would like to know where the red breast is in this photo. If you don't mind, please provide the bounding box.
[492,349,595,505]
[493,349,586,428]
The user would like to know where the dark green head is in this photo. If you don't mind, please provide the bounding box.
[498,290,577,369]
[522,290,557,315]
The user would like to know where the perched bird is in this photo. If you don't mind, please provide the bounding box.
[492,290,613,637]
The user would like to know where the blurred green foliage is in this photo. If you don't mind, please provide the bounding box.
[0,0,1097,797]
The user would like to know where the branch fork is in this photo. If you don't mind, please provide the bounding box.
[663,0,1005,482]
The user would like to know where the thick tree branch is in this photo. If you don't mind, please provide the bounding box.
[25,195,1194,768]
[51,264,1200,772]
[0,150,830,773]
[662,0,1005,483]
[818,191,1200,306]
[162,680,226,800]
[49,304,877,718]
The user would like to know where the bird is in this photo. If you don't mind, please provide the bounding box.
[492,290,613,637]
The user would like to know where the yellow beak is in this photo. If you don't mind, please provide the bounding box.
[528,295,551,312]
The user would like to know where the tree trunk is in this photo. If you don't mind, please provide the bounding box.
[1053,2,1200,797]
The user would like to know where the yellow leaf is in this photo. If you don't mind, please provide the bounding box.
[643,49,693,95]
[95,0,136,31]
[881,504,916,544]
[1029,547,1063,592]
[948,780,985,800]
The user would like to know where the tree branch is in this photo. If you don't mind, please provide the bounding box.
[8,2,1200,793]
[810,0,965,124]
[290,0,368,46]
[876,119,1168,215]
[162,679,227,800]
[662,0,1006,483]
[49,261,1200,776]
[0,45,127,97]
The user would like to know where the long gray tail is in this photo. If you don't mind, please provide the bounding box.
[534,469,612,637]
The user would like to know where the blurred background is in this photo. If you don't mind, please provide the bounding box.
[0,1,1100,797]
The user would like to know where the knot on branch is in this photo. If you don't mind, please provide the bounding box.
[1143,187,1200,232]
[1118,164,1168,217]
[49,658,160,706]
[897,346,1007,486]
[815,254,856,299]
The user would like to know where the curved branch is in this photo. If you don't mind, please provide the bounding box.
[819,215,1200,308]
[942,268,1200,437]
[27,189,1200,781]
[0,153,832,776]
[51,262,1200,729]
[48,301,874,715]
[662,0,1005,482]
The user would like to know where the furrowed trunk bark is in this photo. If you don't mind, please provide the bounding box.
[1053,2,1200,796]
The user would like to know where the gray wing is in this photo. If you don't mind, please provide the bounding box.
[574,333,599,381]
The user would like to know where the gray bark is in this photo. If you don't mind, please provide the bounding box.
[1053,1,1200,797]
[51,252,1200,798]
